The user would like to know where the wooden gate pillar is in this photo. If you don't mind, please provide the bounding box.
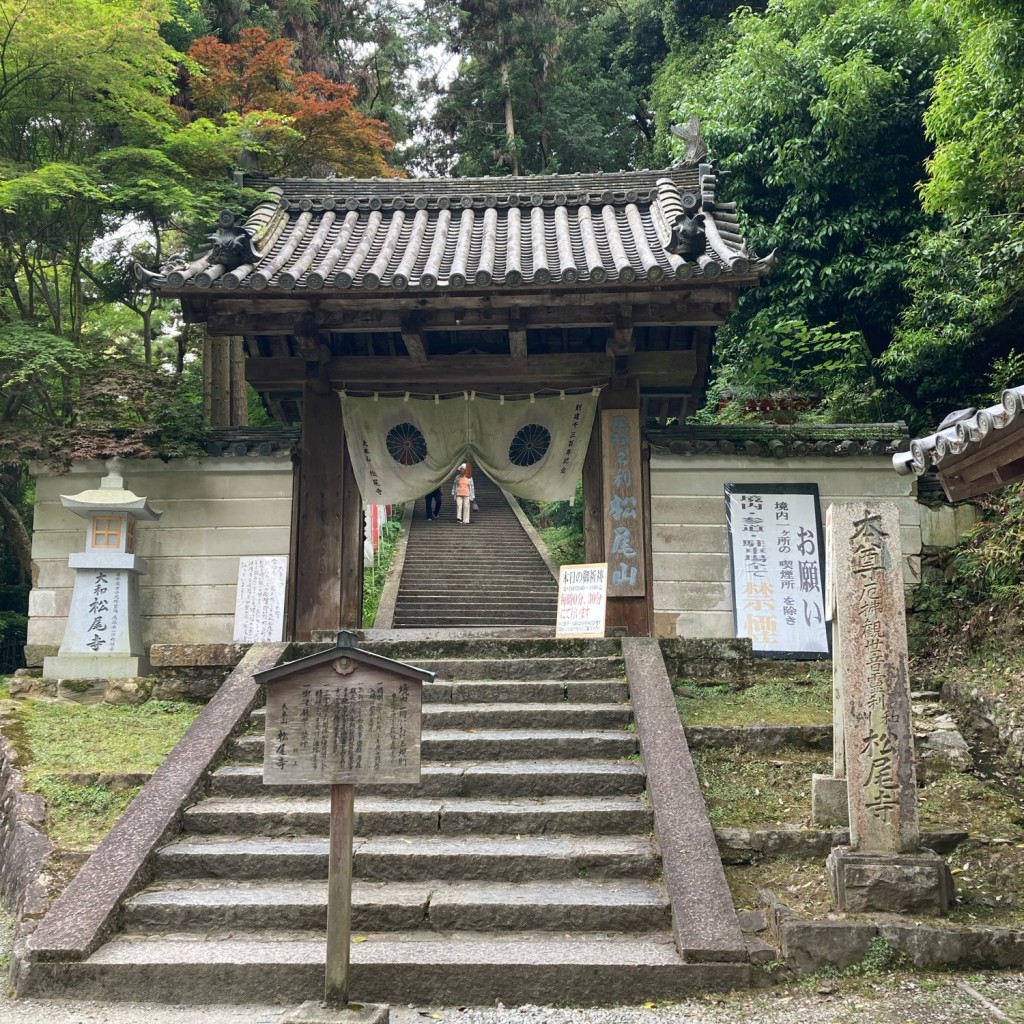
[582,378,653,637]
[293,381,362,639]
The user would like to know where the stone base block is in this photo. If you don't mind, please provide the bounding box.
[284,1001,389,1024]
[43,653,151,680]
[811,773,849,827]
[826,846,953,916]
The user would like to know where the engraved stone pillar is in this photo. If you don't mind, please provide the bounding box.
[42,459,162,680]
[824,502,952,915]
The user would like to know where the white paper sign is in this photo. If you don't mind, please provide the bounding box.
[556,562,607,638]
[725,484,829,658]
[233,556,288,642]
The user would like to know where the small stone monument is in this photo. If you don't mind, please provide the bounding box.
[43,459,161,680]
[811,506,849,826]
[256,631,434,1024]
[824,503,953,915]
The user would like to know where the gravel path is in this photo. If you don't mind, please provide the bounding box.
[1,975,1022,1024]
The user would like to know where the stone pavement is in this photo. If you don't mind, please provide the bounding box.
[2,977,1023,1024]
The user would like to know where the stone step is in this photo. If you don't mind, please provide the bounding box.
[122,878,670,933]
[404,656,625,680]
[155,834,660,882]
[247,681,629,723]
[421,702,632,730]
[394,596,559,608]
[357,638,622,660]
[182,795,652,837]
[209,759,646,799]
[229,728,638,763]
[392,617,558,628]
[21,931,747,1005]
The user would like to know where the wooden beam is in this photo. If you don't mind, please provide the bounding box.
[246,353,615,391]
[626,351,697,383]
[209,299,737,335]
[400,314,428,364]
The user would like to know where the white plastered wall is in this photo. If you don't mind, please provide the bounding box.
[650,454,920,640]
[26,456,294,664]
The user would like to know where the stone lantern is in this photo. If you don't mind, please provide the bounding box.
[43,458,162,680]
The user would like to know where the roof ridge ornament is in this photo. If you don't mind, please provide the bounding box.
[670,115,708,167]
[206,211,252,272]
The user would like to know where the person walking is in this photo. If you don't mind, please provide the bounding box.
[452,462,475,524]
[424,487,442,520]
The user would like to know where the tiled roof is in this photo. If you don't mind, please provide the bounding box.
[147,165,777,295]
[649,423,909,459]
[893,386,1024,498]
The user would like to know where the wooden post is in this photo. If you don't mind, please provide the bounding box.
[324,783,354,1009]
[340,443,363,629]
[209,335,231,427]
[202,330,213,424]
[294,380,344,639]
[230,336,249,426]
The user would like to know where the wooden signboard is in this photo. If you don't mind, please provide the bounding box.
[263,657,421,786]
[556,562,608,638]
[601,408,646,597]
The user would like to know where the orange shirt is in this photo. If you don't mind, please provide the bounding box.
[456,476,472,497]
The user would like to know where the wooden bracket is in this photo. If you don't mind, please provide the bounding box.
[508,311,528,362]
[607,306,635,357]
[400,313,428,364]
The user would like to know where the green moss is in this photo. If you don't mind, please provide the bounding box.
[676,670,833,727]
[691,745,832,828]
[32,778,141,851]
[9,699,199,775]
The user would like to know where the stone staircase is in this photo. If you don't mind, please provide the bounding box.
[24,639,747,1004]
[392,474,558,629]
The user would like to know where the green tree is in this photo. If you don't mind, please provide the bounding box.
[657,0,951,422]
[422,0,654,176]
[882,0,1024,418]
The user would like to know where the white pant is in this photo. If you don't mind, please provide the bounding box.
[456,495,471,523]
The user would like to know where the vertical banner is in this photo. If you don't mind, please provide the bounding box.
[601,408,646,597]
[556,563,608,638]
[724,483,829,658]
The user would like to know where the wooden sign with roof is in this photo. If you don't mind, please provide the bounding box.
[141,119,777,640]
[257,631,433,786]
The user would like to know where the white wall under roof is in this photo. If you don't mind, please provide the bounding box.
[26,456,294,665]
[650,453,922,640]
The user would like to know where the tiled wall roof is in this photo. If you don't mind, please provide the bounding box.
[148,166,777,295]
[893,386,1024,477]
[649,423,909,459]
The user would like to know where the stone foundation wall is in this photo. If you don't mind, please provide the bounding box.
[26,456,294,666]
[649,453,922,640]
[0,722,54,966]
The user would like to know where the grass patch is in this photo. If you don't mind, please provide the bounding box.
[4,698,199,851]
[675,670,832,727]
[9,699,199,775]
[725,857,834,916]
[34,779,142,850]
[692,745,831,828]
[918,770,1023,837]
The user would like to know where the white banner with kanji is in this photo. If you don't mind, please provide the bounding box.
[724,483,829,658]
